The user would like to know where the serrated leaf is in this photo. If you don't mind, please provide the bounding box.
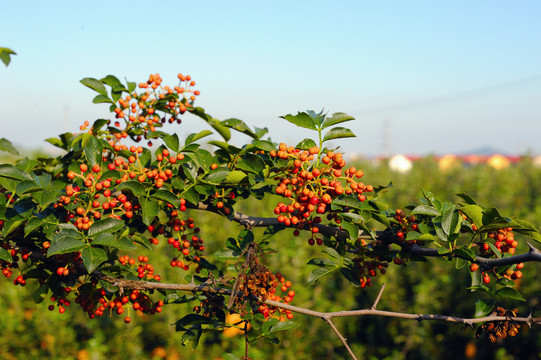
[212,249,240,262]
[84,136,103,168]
[185,130,213,146]
[203,170,229,184]
[92,94,113,104]
[453,247,477,262]
[322,127,356,142]
[15,180,41,195]
[280,112,318,130]
[249,140,276,152]
[141,197,159,226]
[224,170,247,184]
[457,193,478,205]
[0,138,19,155]
[164,133,180,152]
[307,258,337,266]
[236,154,265,174]
[321,247,342,260]
[24,217,43,236]
[340,221,359,241]
[117,181,146,197]
[100,75,122,87]
[151,190,181,207]
[268,320,297,334]
[0,164,33,181]
[475,298,494,317]
[307,267,337,286]
[48,230,85,256]
[88,218,125,237]
[496,287,525,301]
[0,247,12,262]
[81,246,107,273]
[80,77,107,96]
[321,112,355,129]
[295,138,317,150]
[460,204,484,227]
[411,205,440,216]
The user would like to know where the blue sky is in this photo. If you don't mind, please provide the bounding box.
[1,1,540,157]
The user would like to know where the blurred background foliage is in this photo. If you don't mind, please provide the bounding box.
[1,154,541,360]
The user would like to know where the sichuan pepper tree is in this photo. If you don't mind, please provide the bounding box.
[1,73,541,360]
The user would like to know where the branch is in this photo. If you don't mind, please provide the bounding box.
[408,242,541,269]
[94,272,541,360]
[194,202,541,269]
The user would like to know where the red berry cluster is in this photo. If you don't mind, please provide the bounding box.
[483,228,519,255]
[270,144,372,243]
[353,255,389,288]
[392,209,418,243]
[80,73,200,147]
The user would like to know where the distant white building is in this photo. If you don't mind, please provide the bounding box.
[388,154,413,173]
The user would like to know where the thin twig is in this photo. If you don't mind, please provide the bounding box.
[324,317,358,360]
[371,283,386,310]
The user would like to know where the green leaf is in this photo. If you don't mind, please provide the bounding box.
[80,78,107,96]
[185,130,213,146]
[457,193,478,205]
[212,249,241,262]
[88,218,125,237]
[92,234,136,250]
[411,205,440,216]
[222,118,257,138]
[295,138,317,150]
[40,185,60,206]
[224,170,248,184]
[204,170,229,184]
[92,94,113,104]
[100,75,122,87]
[321,112,355,129]
[249,140,276,152]
[0,47,16,67]
[268,320,297,334]
[307,258,337,267]
[307,267,337,286]
[2,216,24,237]
[321,247,341,260]
[496,287,526,301]
[117,181,146,197]
[441,204,457,235]
[141,197,159,226]
[182,187,200,206]
[0,164,33,181]
[15,180,42,195]
[236,154,265,174]
[0,138,19,155]
[475,298,494,317]
[322,127,356,142]
[81,247,108,273]
[0,247,12,262]
[340,221,359,241]
[84,136,104,168]
[459,204,484,227]
[48,230,85,256]
[453,247,477,262]
[280,112,318,131]
[221,354,242,360]
[164,133,180,152]
[24,217,43,237]
[151,190,181,207]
